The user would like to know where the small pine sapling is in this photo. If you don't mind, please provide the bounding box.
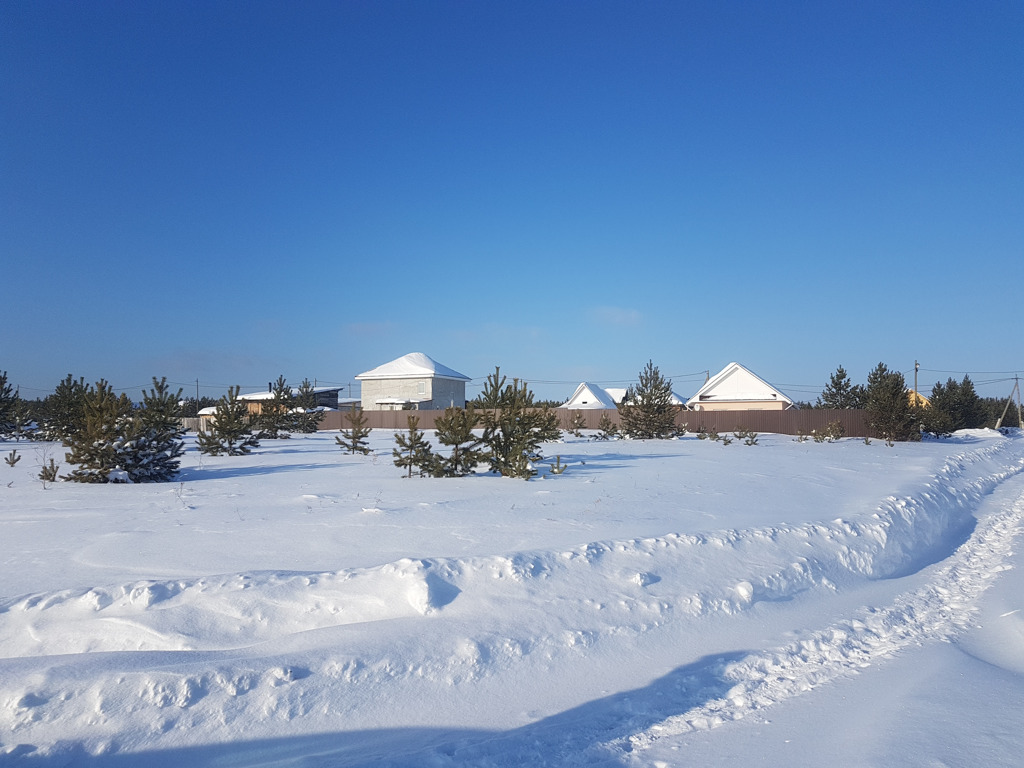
[39,458,59,486]
[4,449,20,467]
[595,413,619,441]
[392,415,436,477]
[733,427,758,446]
[568,411,586,438]
[434,406,483,477]
[548,455,567,475]
[196,386,260,456]
[812,421,845,443]
[336,408,372,455]
[294,378,325,433]
[473,367,559,479]
[254,375,296,439]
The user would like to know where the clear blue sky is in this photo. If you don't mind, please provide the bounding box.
[3,1,1022,404]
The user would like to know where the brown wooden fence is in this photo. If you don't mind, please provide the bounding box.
[318,408,871,437]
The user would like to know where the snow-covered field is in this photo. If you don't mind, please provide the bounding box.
[2,429,1023,767]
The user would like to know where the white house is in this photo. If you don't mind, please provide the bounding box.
[685,362,794,411]
[355,352,470,411]
[561,383,687,409]
[559,382,619,409]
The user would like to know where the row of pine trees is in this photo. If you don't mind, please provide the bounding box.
[0,372,326,483]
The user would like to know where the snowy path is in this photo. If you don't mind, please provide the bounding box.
[1,432,1023,765]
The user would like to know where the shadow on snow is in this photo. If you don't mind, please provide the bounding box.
[8,651,750,768]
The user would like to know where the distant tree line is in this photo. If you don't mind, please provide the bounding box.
[811,364,1019,440]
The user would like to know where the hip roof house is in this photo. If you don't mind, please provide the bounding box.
[685,362,794,411]
[355,352,470,411]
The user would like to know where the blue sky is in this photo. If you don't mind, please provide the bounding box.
[3,1,1022,404]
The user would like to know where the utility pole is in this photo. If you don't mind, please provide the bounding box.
[914,360,919,404]
[995,376,1021,430]
[1017,375,1023,431]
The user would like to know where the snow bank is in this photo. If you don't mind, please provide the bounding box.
[1,430,1022,765]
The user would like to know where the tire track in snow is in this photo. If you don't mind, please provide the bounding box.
[602,483,1024,759]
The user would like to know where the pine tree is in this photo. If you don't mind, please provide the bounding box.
[255,375,295,439]
[63,380,137,483]
[0,371,18,438]
[568,411,587,437]
[865,363,919,443]
[392,415,437,477]
[40,374,88,442]
[619,361,678,439]
[595,412,620,441]
[473,367,560,479]
[197,386,260,456]
[9,397,36,440]
[294,378,325,433]
[818,365,866,409]
[122,377,186,482]
[335,407,372,454]
[434,406,484,476]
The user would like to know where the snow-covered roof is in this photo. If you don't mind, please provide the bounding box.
[686,362,793,408]
[605,388,628,404]
[560,382,619,409]
[561,383,686,408]
[238,386,342,401]
[356,352,470,382]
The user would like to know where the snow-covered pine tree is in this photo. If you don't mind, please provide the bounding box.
[817,365,866,409]
[392,415,436,477]
[40,374,88,442]
[122,377,186,482]
[255,375,295,439]
[568,411,587,437]
[473,367,560,479]
[618,361,677,439]
[63,380,136,483]
[294,378,325,433]
[197,386,260,456]
[433,405,483,477]
[335,407,371,454]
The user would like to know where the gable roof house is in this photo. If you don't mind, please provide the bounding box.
[685,362,794,411]
[355,352,470,411]
[561,383,687,409]
[560,382,619,410]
